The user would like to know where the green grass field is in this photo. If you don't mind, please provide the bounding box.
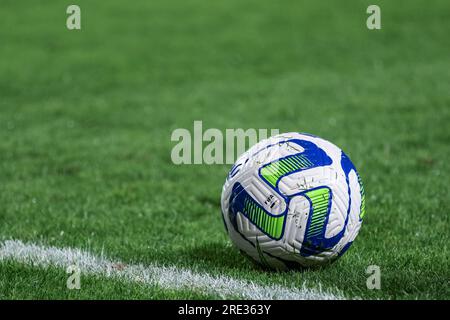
[0,0,449,299]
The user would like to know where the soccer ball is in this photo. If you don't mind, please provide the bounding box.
[221,132,365,270]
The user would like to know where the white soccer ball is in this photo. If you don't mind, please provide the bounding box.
[221,132,365,270]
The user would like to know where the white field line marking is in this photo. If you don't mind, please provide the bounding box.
[0,240,345,300]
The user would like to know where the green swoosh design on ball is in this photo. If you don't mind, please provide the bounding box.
[238,154,322,239]
[243,196,285,239]
[260,154,314,188]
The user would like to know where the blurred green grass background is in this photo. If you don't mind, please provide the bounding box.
[0,0,449,299]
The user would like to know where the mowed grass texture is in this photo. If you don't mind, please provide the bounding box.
[0,0,449,299]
